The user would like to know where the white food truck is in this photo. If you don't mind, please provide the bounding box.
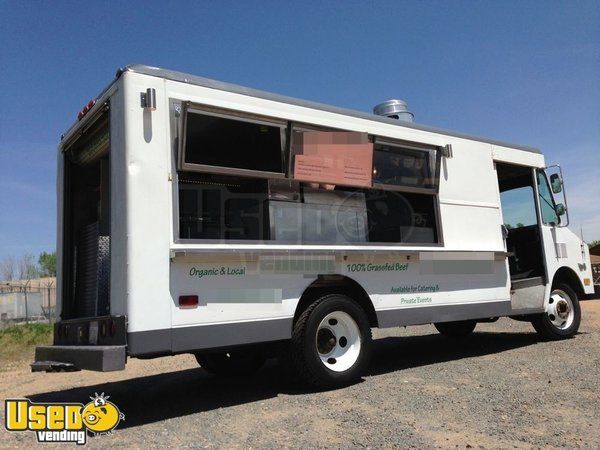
[33,65,594,387]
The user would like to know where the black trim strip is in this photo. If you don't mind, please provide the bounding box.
[376,301,512,328]
[127,301,513,357]
[127,317,293,356]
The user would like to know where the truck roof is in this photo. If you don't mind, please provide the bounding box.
[70,64,542,155]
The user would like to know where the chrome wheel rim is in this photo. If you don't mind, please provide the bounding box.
[546,289,575,330]
[316,311,361,372]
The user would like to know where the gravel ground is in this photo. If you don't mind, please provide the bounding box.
[1,300,599,449]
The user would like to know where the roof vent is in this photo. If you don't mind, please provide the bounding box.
[373,99,414,123]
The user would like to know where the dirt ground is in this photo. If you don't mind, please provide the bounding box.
[1,300,599,449]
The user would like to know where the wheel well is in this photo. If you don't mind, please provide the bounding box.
[294,275,378,328]
[552,266,584,298]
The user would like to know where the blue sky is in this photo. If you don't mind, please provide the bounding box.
[0,0,598,261]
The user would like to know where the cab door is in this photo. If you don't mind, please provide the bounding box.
[495,162,547,313]
[535,168,569,293]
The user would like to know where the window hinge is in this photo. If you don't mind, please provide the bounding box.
[442,144,453,158]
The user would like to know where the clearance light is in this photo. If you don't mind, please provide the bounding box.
[77,99,97,120]
[179,295,199,309]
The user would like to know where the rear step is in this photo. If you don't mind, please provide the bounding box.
[33,345,126,372]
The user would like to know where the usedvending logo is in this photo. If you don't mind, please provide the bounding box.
[5,392,124,445]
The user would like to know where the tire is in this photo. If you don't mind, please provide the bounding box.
[531,283,581,340]
[290,294,372,389]
[434,320,477,338]
[195,350,265,376]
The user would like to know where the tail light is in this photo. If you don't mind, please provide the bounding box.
[179,295,199,309]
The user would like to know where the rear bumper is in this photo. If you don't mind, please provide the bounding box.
[54,316,126,346]
[32,345,126,372]
[32,315,127,372]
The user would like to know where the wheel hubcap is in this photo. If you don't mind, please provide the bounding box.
[317,328,337,354]
[556,300,569,319]
[546,290,574,330]
[315,311,361,372]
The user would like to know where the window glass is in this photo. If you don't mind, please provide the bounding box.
[269,186,438,244]
[178,120,440,244]
[500,186,537,229]
[183,111,283,173]
[270,188,369,244]
[364,189,437,243]
[179,173,269,240]
[373,144,437,189]
[536,171,560,225]
[179,175,439,244]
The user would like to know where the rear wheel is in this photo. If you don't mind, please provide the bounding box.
[195,350,265,376]
[290,294,372,388]
[531,283,580,340]
[434,320,477,338]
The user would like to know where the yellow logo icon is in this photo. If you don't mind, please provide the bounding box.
[81,393,123,435]
[5,392,124,444]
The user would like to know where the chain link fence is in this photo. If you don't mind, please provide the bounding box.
[0,278,56,329]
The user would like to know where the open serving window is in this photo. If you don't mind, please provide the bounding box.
[372,139,440,193]
[176,108,442,245]
[179,103,287,178]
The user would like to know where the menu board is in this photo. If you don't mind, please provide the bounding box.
[293,131,373,188]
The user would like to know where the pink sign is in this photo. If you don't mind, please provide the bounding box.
[293,132,373,188]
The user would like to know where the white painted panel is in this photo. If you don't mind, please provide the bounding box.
[543,225,595,297]
[492,144,545,167]
[438,140,499,205]
[169,252,510,328]
[170,257,308,327]
[438,203,504,250]
[122,72,173,332]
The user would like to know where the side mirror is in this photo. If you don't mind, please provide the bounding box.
[556,203,566,216]
[550,173,562,194]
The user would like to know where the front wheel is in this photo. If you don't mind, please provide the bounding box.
[531,283,581,340]
[290,294,372,388]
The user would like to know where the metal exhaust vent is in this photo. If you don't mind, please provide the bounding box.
[373,99,414,123]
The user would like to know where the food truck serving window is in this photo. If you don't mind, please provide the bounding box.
[180,104,286,177]
[176,114,441,245]
[373,141,438,191]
